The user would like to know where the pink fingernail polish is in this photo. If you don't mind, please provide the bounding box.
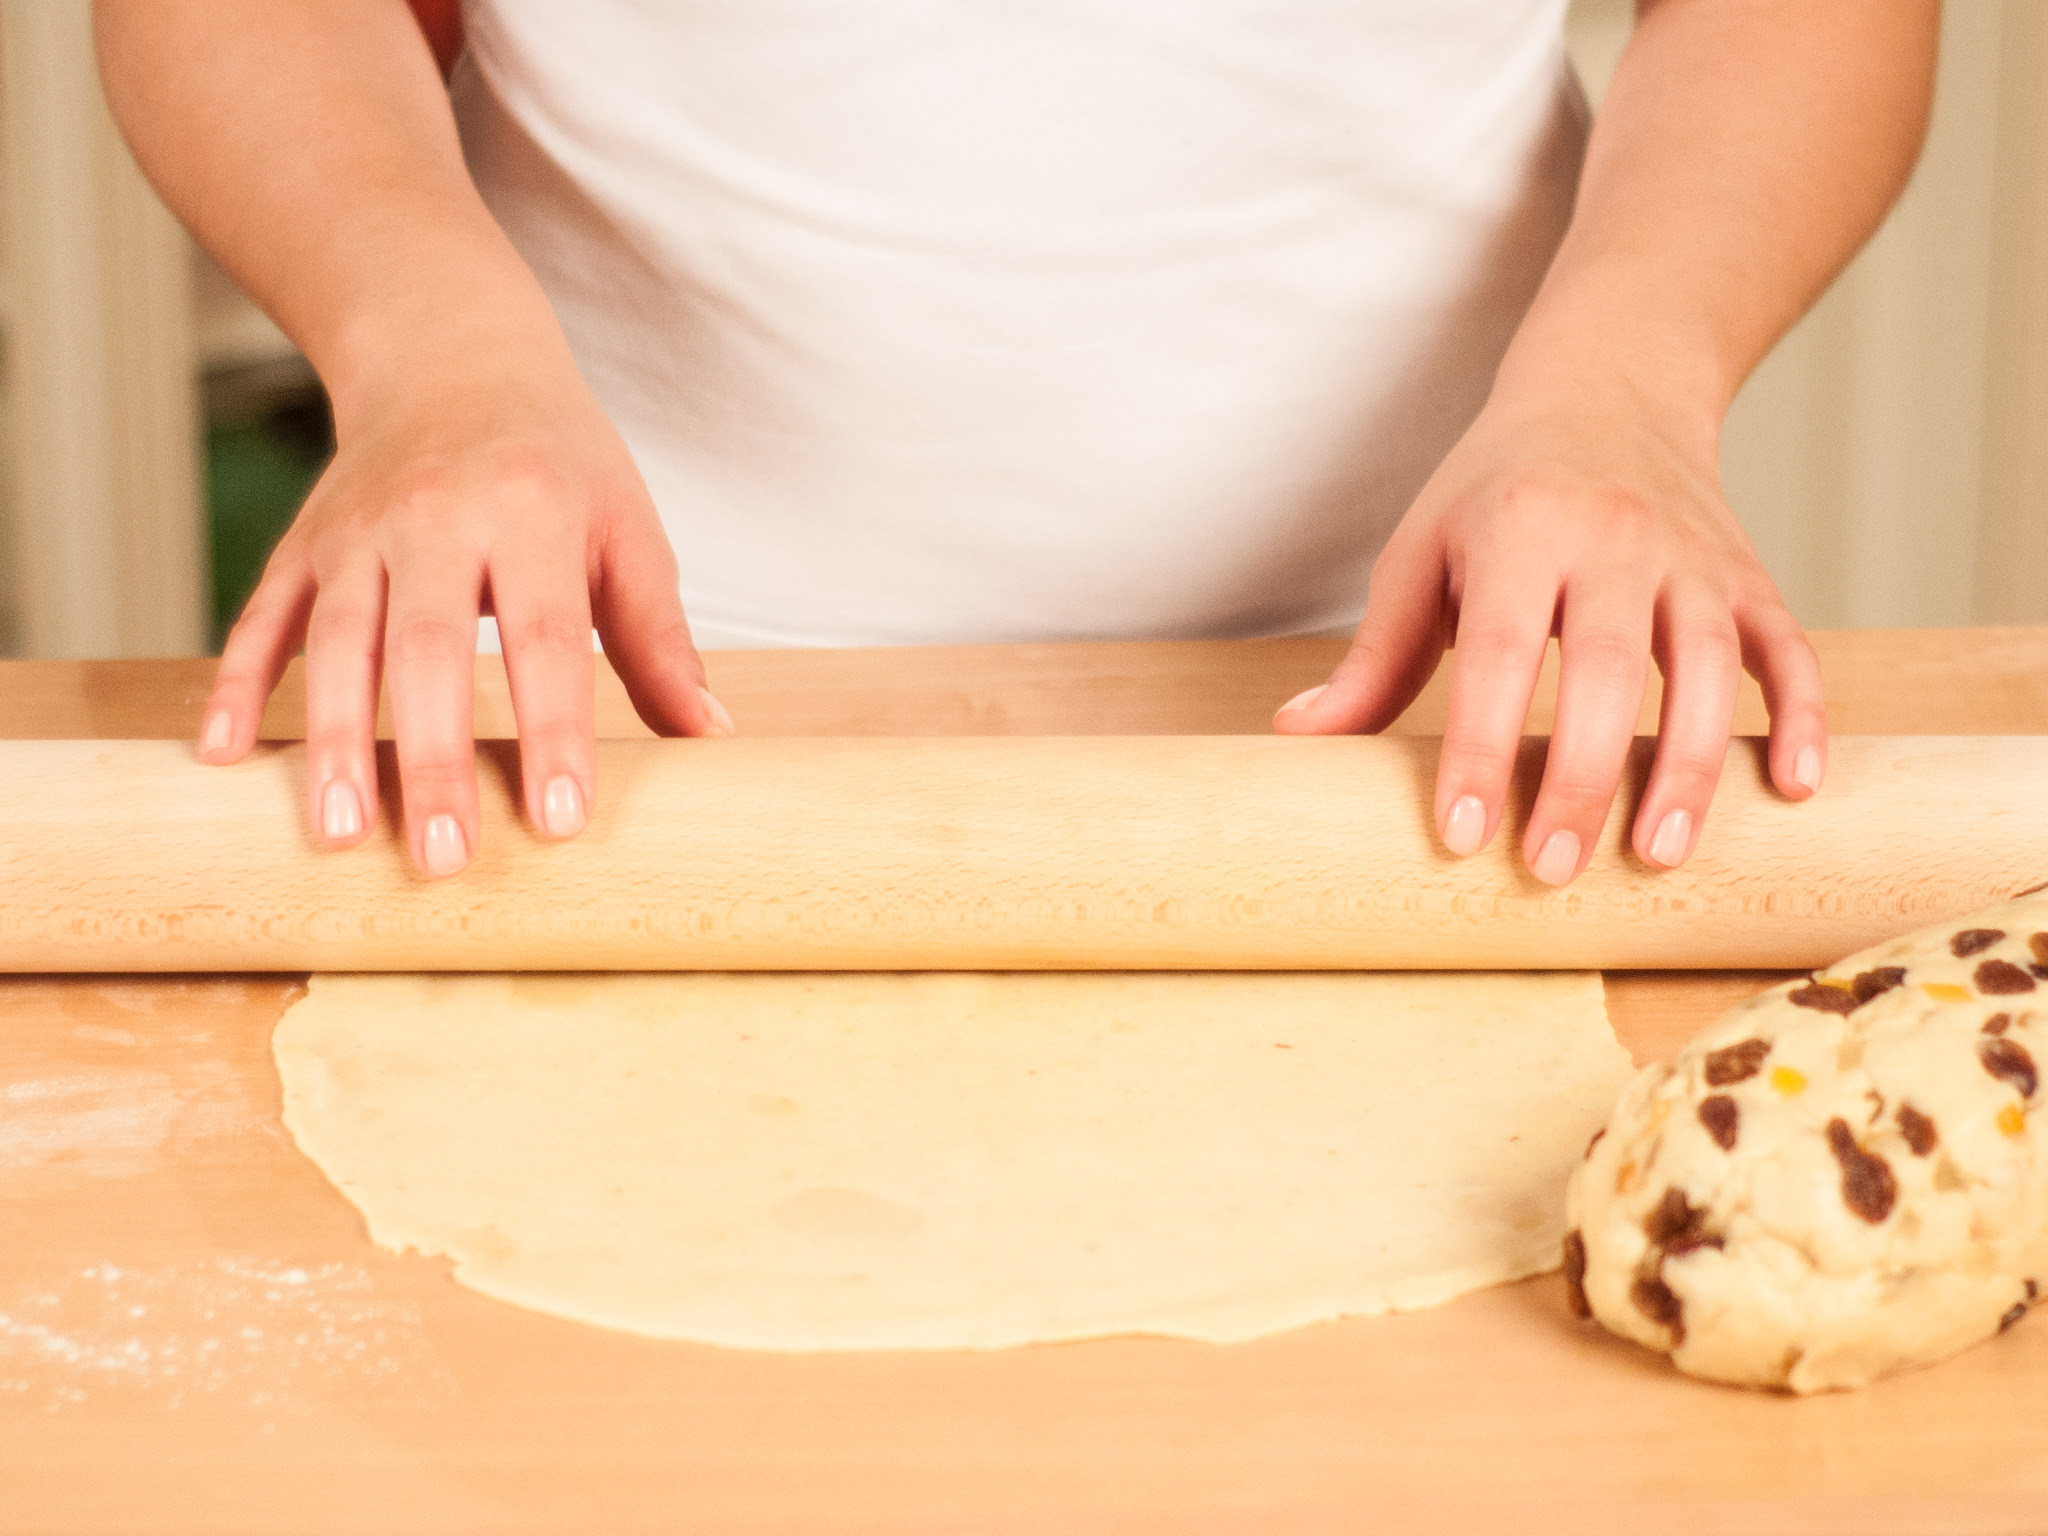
[699,687,735,738]
[422,814,468,877]
[1792,746,1822,794]
[1531,829,1581,887]
[542,775,585,837]
[1647,808,1691,868]
[321,779,364,841]
[1277,684,1328,715]
[1442,794,1486,857]
[201,710,232,755]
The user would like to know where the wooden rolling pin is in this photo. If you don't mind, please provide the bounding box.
[1,735,2042,972]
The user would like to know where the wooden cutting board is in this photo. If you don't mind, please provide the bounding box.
[5,629,2048,1535]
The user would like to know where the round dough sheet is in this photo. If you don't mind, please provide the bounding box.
[274,970,1631,1351]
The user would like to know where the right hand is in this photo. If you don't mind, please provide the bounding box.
[197,335,730,877]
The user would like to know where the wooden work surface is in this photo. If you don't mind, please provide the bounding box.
[6,628,2048,1535]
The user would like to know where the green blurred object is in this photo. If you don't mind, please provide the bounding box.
[205,394,331,653]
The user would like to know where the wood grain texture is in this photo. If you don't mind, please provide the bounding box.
[7,734,2048,972]
[7,631,2048,1534]
[6,970,2047,1536]
[0,623,2045,741]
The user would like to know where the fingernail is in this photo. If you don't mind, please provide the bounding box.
[699,687,735,738]
[422,814,468,877]
[1647,807,1691,869]
[1277,684,1328,716]
[542,775,585,837]
[201,710,232,755]
[1531,829,1581,887]
[321,779,364,841]
[1792,746,1822,795]
[1441,794,1487,858]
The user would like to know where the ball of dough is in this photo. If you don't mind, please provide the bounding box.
[1564,892,2048,1393]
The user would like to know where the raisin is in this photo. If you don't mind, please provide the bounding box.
[1644,1187,1696,1245]
[1644,1187,1723,1257]
[2001,1303,2029,1333]
[1697,1095,1740,1150]
[1789,982,1858,1015]
[1985,1012,2014,1036]
[1586,1127,1606,1160]
[1704,1037,1772,1085]
[1630,1276,1685,1343]
[1852,967,1908,1004]
[1953,929,2005,957]
[2029,1279,2040,1301]
[1977,959,2038,996]
[1826,1118,1898,1224]
[1980,1037,2040,1099]
[1896,1103,1940,1156]
[1562,1229,1591,1319]
[2033,932,2048,967]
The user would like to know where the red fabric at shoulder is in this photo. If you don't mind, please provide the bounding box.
[405,0,464,77]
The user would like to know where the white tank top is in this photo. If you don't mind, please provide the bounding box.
[454,2,1586,650]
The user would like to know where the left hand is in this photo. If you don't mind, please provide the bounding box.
[1273,376,1826,886]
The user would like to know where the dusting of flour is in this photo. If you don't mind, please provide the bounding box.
[0,1257,450,1413]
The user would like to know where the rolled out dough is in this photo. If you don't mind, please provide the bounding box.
[274,970,1630,1351]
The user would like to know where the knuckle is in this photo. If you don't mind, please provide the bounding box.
[520,721,591,767]
[388,460,456,515]
[234,572,300,626]
[485,450,570,514]
[641,616,697,659]
[1744,597,1812,654]
[1453,620,1537,671]
[1590,487,1653,535]
[1491,477,1561,530]
[1343,631,1399,675]
[1659,742,1727,789]
[395,747,472,789]
[387,612,474,667]
[1566,625,1646,677]
[306,602,378,650]
[1439,730,1519,781]
[1674,620,1741,671]
[209,665,266,701]
[1781,699,1831,733]
[1545,762,1620,808]
[503,608,593,657]
[305,734,372,783]
[1365,531,1426,590]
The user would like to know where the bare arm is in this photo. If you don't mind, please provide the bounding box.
[1279,0,1939,882]
[96,0,725,877]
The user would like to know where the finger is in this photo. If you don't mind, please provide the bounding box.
[1274,532,1449,737]
[490,537,597,839]
[302,560,388,849]
[591,512,729,738]
[1433,555,1559,859]
[1740,597,1829,799]
[1632,586,1740,869]
[1523,575,1653,887]
[201,554,315,764]
[383,550,486,878]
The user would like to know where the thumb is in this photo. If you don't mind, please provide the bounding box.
[590,515,731,738]
[1274,536,1448,736]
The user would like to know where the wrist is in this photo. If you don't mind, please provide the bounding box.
[306,236,576,438]
[1488,264,1735,463]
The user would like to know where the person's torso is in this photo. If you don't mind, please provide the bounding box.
[455,0,1586,648]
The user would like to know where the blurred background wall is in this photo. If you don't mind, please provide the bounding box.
[0,1,2040,658]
